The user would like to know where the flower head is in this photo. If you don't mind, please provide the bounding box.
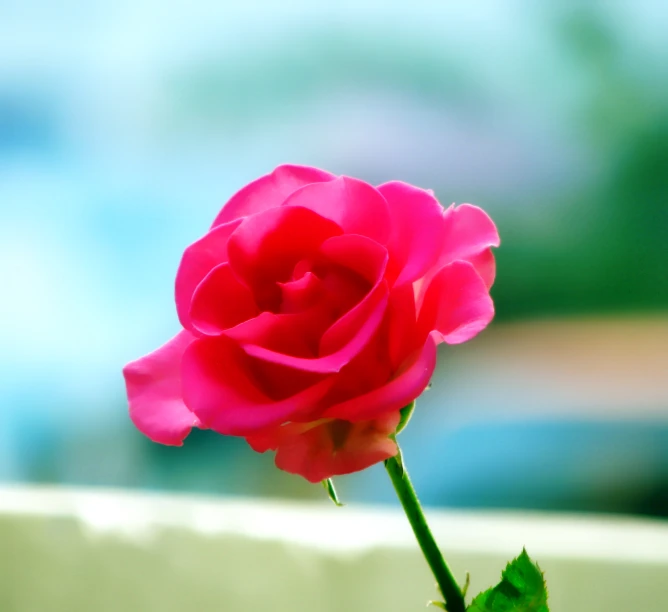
[123,165,499,482]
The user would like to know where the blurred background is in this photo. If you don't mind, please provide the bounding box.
[1,1,667,517]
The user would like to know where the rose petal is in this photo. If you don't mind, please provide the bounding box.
[123,331,200,446]
[181,337,335,435]
[211,164,336,227]
[315,264,369,323]
[318,234,388,286]
[417,260,494,345]
[189,263,259,335]
[278,272,323,313]
[439,203,500,270]
[386,283,420,371]
[316,234,389,356]
[465,247,496,289]
[227,205,343,308]
[323,333,437,421]
[243,282,389,373]
[281,176,392,245]
[377,181,447,285]
[318,280,388,356]
[224,308,327,359]
[175,219,243,331]
[415,204,499,310]
[247,412,400,483]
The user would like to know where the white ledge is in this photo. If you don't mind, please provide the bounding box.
[1,485,666,564]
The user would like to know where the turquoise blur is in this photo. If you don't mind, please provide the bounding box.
[0,1,667,516]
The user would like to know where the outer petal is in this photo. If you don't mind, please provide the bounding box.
[281,176,392,245]
[181,337,335,435]
[438,204,500,281]
[465,247,496,289]
[123,331,200,446]
[417,260,494,345]
[175,219,243,331]
[323,334,437,422]
[211,164,336,227]
[247,412,401,483]
[189,263,259,335]
[377,181,447,286]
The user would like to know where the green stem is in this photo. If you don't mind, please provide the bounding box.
[384,447,465,612]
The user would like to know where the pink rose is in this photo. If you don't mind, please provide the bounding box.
[123,165,499,483]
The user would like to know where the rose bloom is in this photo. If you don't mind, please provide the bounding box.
[123,165,499,483]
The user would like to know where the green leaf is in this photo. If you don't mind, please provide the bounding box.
[395,401,415,435]
[467,549,549,612]
[321,478,344,506]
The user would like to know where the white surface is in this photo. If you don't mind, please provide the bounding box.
[1,485,667,563]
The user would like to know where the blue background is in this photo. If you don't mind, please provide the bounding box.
[1,1,667,515]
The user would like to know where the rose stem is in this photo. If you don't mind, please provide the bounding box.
[384,446,465,612]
